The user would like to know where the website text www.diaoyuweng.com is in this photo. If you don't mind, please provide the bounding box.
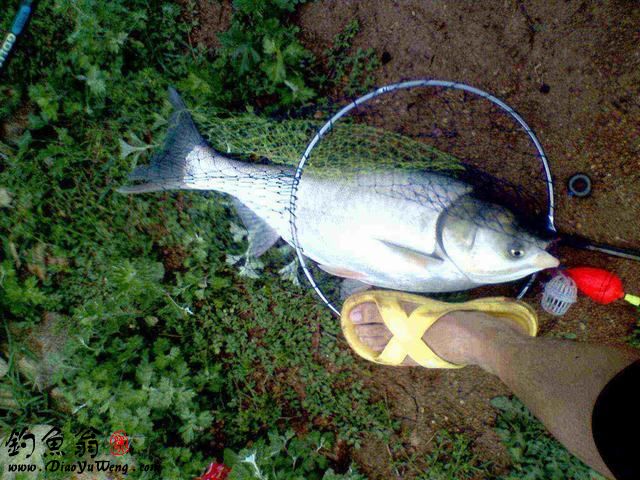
[2,425,160,474]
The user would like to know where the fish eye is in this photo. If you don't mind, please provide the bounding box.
[509,247,525,258]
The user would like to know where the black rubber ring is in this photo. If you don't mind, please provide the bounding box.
[568,173,592,197]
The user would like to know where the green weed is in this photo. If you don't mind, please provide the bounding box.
[418,431,493,480]
[382,430,494,480]
[492,396,605,480]
[625,307,640,349]
[223,430,365,480]
[319,20,381,98]
[216,0,316,109]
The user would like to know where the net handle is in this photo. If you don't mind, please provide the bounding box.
[289,79,556,315]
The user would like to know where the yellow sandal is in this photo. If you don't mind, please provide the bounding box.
[341,290,538,368]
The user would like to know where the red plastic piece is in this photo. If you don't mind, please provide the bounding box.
[565,267,625,305]
[196,462,230,480]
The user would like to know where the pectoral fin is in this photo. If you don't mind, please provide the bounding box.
[340,279,372,300]
[379,240,444,269]
[318,264,369,280]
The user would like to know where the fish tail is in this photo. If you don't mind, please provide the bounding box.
[118,87,208,194]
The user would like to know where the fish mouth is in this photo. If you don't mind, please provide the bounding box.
[463,268,540,284]
[534,253,560,270]
[462,252,560,284]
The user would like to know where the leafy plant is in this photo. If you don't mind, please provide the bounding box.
[416,431,493,480]
[216,0,315,108]
[319,20,381,98]
[223,430,365,480]
[380,430,495,480]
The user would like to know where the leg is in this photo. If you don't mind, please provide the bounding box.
[350,302,640,478]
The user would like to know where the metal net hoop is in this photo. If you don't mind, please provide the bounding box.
[289,79,555,316]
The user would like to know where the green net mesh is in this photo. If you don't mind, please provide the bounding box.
[193,109,464,178]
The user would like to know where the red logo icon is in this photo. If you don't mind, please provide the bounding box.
[109,430,129,456]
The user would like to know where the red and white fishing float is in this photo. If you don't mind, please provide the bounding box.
[565,267,640,306]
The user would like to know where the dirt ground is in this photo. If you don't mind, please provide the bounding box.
[195,0,640,477]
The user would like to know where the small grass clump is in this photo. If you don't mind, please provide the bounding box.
[418,431,493,480]
[317,19,381,98]
[223,430,366,479]
[625,307,640,349]
[491,396,605,480]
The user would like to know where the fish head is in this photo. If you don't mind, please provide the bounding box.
[440,197,559,284]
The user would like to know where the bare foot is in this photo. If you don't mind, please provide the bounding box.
[349,300,530,370]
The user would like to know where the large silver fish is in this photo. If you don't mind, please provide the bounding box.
[119,89,559,292]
